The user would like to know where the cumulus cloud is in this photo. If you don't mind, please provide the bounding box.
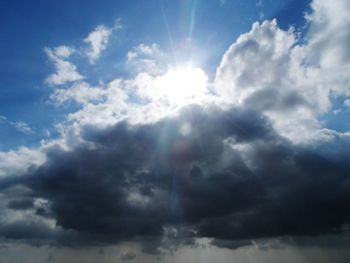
[306,0,350,75]
[45,46,84,86]
[0,147,46,179]
[214,0,350,143]
[214,20,323,142]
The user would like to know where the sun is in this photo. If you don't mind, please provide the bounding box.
[155,66,208,106]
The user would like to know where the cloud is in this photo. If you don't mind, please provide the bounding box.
[126,43,165,74]
[10,121,34,134]
[45,21,122,85]
[7,199,34,210]
[214,0,350,143]
[45,46,84,86]
[50,82,107,106]
[54,67,209,131]
[0,104,349,253]
[127,43,162,61]
[84,21,122,64]
[0,147,46,179]
[344,99,350,108]
[214,20,325,143]
[119,251,137,261]
[0,115,7,123]
[0,116,34,135]
[306,0,350,73]
[210,239,253,250]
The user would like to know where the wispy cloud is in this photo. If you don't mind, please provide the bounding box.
[10,121,34,134]
[0,115,34,134]
[0,115,7,123]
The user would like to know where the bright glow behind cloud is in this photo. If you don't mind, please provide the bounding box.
[153,66,208,106]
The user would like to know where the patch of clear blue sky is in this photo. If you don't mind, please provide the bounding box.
[0,0,311,150]
[321,96,350,132]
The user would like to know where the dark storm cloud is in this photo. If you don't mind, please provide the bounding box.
[0,220,56,241]
[210,239,253,250]
[0,104,350,252]
[7,198,34,210]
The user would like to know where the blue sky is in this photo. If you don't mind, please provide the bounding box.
[1,1,350,262]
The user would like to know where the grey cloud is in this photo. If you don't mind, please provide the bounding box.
[119,251,136,261]
[7,198,34,210]
[210,239,253,250]
[0,104,349,253]
[0,220,56,241]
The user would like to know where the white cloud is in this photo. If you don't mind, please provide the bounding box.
[65,79,130,127]
[214,0,350,143]
[0,147,46,178]
[58,66,210,131]
[10,121,34,134]
[0,116,34,134]
[45,46,84,86]
[83,20,122,64]
[126,43,165,74]
[306,0,350,96]
[84,25,112,64]
[127,43,162,61]
[51,45,73,59]
[214,20,322,142]
[45,21,123,85]
[50,82,107,106]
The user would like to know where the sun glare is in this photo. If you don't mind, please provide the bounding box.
[155,66,208,105]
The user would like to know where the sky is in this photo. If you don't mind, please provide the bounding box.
[0,0,350,262]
